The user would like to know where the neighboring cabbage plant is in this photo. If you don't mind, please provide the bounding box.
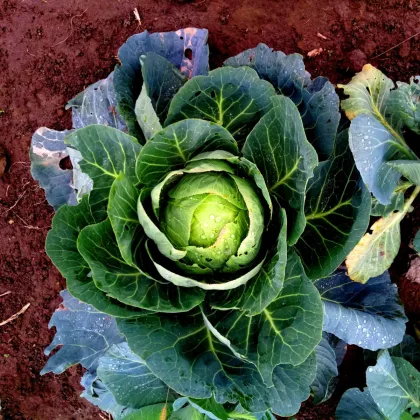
[336,335,420,420]
[339,65,420,283]
[31,29,408,419]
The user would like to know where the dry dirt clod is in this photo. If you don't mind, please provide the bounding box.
[345,49,367,72]
[0,144,8,177]
[362,40,377,57]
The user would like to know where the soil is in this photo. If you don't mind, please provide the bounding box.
[0,0,419,419]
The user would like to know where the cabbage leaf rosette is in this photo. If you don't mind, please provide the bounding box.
[34,29,407,420]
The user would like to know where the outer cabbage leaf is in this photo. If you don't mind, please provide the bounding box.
[205,251,323,386]
[46,195,143,318]
[389,160,420,186]
[121,403,172,420]
[135,52,187,140]
[371,190,405,217]
[339,64,417,204]
[173,398,229,420]
[117,308,268,411]
[171,397,274,420]
[389,335,420,370]
[300,76,341,158]
[346,211,402,283]
[345,186,418,283]
[108,175,142,266]
[294,129,371,280]
[243,95,318,244]
[224,43,340,158]
[41,290,125,375]
[65,125,141,221]
[165,66,276,141]
[415,230,420,254]
[77,218,205,312]
[315,270,407,350]
[336,388,387,420]
[81,371,137,420]
[170,403,205,420]
[97,343,176,409]
[136,119,238,186]
[224,43,310,103]
[117,307,317,417]
[114,28,209,141]
[172,398,276,420]
[66,71,126,131]
[311,332,346,404]
[30,127,76,209]
[389,76,420,135]
[270,353,317,416]
[367,351,420,420]
[66,148,93,200]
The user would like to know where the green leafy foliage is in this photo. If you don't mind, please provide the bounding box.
[367,351,420,419]
[311,333,346,404]
[336,388,387,420]
[135,52,187,140]
[346,186,419,283]
[337,336,420,420]
[205,252,323,386]
[340,64,420,283]
[34,29,412,420]
[114,28,209,141]
[97,343,176,409]
[41,290,125,375]
[294,130,371,279]
[243,95,318,244]
[315,271,407,350]
[165,66,276,141]
[339,64,418,204]
[224,43,340,159]
[414,229,420,254]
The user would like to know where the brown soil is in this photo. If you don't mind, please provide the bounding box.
[0,0,419,419]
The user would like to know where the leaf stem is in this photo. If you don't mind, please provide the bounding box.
[403,185,420,214]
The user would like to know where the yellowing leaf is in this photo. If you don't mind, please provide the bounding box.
[338,64,394,122]
[160,404,167,420]
[346,212,402,283]
[346,186,420,283]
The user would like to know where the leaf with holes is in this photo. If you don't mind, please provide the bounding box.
[346,186,418,283]
[114,28,209,141]
[41,290,125,375]
[135,53,187,140]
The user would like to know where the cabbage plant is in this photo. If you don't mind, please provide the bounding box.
[338,65,420,283]
[31,29,408,419]
[336,335,420,420]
